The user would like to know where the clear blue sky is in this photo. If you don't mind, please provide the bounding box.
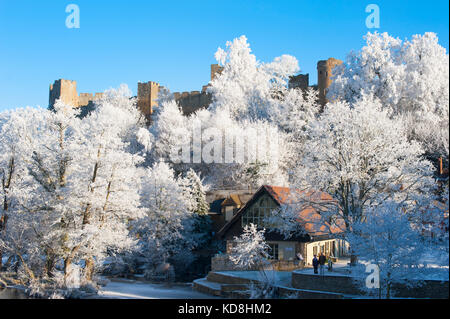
[0,0,448,111]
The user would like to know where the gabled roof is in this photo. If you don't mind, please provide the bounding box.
[221,194,243,207]
[217,185,344,239]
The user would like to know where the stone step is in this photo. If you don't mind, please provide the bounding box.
[193,277,252,298]
[206,272,254,285]
[193,278,222,297]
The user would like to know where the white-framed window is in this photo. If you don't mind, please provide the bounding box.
[241,195,277,228]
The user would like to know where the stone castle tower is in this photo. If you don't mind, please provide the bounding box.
[137,81,161,120]
[317,58,343,106]
[49,79,104,111]
[210,64,223,81]
[49,79,78,107]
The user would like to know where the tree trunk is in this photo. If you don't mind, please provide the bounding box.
[45,253,56,278]
[17,253,35,281]
[5,255,15,270]
[84,256,95,282]
[64,257,73,279]
[64,245,80,281]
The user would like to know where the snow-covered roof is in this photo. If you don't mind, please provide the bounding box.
[217,185,345,239]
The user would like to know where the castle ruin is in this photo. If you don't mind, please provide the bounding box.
[317,57,343,107]
[49,79,105,109]
[49,79,105,117]
[49,58,340,120]
[288,73,310,91]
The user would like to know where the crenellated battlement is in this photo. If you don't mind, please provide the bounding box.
[78,92,104,107]
[49,79,106,111]
[172,90,212,115]
[49,58,341,121]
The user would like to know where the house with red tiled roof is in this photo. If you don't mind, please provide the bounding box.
[207,191,254,234]
[216,185,350,268]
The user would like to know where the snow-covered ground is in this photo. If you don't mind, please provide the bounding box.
[97,278,218,299]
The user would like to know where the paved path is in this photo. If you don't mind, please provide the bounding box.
[98,278,218,299]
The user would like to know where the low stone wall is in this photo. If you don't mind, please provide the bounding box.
[207,272,255,285]
[292,272,363,295]
[292,272,449,298]
[211,255,259,271]
[200,272,344,299]
[271,261,303,271]
[211,255,302,272]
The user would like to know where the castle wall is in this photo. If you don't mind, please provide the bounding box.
[173,90,212,115]
[49,60,342,121]
[78,92,104,107]
[289,73,309,90]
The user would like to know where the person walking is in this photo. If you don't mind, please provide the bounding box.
[312,255,319,274]
[319,253,326,276]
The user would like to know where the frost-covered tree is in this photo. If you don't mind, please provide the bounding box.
[229,223,270,270]
[179,169,212,251]
[182,169,209,216]
[347,201,436,299]
[147,35,317,190]
[150,100,292,189]
[65,86,145,281]
[150,100,190,168]
[0,107,47,271]
[133,161,197,272]
[2,85,147,289]
[229,224,278,299]
[294,94,436,229]
[210,35,299,120]
[329,32,449,158]
[419,186,449,262]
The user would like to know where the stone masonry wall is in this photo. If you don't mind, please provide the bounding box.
[292,272,449,298]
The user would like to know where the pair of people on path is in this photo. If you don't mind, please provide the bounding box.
[312,253,326,275]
